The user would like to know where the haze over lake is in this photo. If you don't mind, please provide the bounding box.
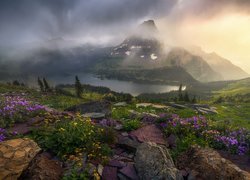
[50,73,180,96]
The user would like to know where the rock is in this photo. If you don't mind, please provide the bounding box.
[129,124,167,146]
[65,100,111,118]
[121,132,129,137]
[27,117,44,126]
[136,103,168,109]
[136,103,152,108]
[8,123,31,135]
[167,134,177,148]
[142,112,159,118]
[99,119,123,130]
[117,173,129,180]
[170,104,187,109]
[114,102,127,107]
[135,142,183,180]
[128,110,141,116]
[20,152,63,180]
[102,166,118,180]
[108,159,126,168]
[117,136,140,152]
[0,138,41,179]
[82,112,106,119]
[177,146,250,180]
[97,164,104,176]
[114,124,123,130]
[198,107,218,114]
[119,163,139,180]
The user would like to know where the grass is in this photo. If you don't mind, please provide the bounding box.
[208,103,250,130]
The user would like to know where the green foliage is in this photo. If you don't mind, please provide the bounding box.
[31,116,112,158]
[63,167,90,180]
[170,134,207,162]
[111,107,131,120]
[123,119,141,131]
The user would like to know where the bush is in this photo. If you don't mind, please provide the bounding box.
[31,114,112,160]
[123,119,141,131]
[0,96,45,127]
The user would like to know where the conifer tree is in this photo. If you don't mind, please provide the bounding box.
[37,77,44,92]
[43,78,50,92]
[178,84,183,101]
[192,96,197,103]
[184,91,190,102]
[75,75,83,98]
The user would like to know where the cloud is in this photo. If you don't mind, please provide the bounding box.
[0,0,177,46]
[173,0,250,20]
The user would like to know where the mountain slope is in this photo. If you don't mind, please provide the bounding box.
[163,48,223,82]
[188,46,249,80]
[110,20,224,82]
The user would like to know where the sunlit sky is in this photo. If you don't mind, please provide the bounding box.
[158,13,250,73]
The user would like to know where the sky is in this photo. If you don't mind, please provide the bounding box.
[0,0,250,73]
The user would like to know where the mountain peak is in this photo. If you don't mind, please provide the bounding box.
[138,20,158,33]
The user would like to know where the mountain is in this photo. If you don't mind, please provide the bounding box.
[111,20,163,65]
[163,48,223,82]
[188,46,249,80]
[110,20,223,82]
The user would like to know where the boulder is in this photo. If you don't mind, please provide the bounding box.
[20,152,63,180]
[177,146,250,180]
[65,100,111,118]
[102,166,118,180]
[119,163,139,180]
[135,142,183,180]
[82,112,106,119]
[0,138,41,179]
[117,136,140,152]
[136,103,168,109]
[129,124,167,146]
[114,102,128,107]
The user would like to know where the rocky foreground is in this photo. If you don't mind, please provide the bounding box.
[0,97,250,180]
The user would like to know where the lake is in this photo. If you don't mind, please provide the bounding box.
[50,73,180,96]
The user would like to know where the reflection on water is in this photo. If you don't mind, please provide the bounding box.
[51,73,180,96]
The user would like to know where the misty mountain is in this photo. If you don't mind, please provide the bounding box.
[0,20,248,84]
[187,46,249,80]
[0,38,110,81]
[110,20,224,82]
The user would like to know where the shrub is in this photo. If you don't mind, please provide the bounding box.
[0,96,45,127]
[31,114,112,160]
[123,119,141,131]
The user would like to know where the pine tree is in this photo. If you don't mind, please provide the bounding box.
[37,77,44,92]
[178,84,183,101]
[192,96,197,103]
[43,78,50,92]
[75,75,83,98]
[184,91,190,102]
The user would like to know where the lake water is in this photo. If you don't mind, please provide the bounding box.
[51,73,180,96]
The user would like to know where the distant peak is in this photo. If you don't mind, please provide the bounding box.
[139,20,158,32]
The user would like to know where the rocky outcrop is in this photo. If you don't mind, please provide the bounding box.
[177,146,250,180]
[135,142,183,180]
[65,100,111,118]
[20,152,64,180]
[0,138,41,179]
[129,124,167,146]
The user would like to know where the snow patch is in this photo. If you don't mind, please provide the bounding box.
[125,51,131,56]
[150,53,158,60]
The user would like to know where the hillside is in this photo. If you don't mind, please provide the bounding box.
[0,82,250,179]
[188,46,249,80]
